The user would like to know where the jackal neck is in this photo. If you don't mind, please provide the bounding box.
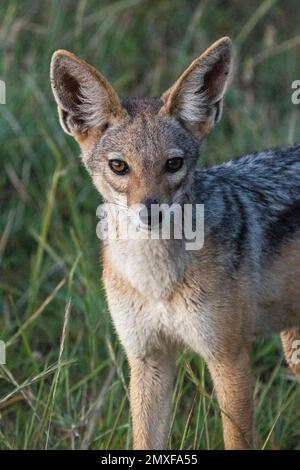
[105,236,186,300]
[103,201,187,300]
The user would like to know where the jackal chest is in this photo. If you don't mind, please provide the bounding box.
[107,287,222,362]
[104,238,251,361]
[105,238,186,300]
[104,264,220,362]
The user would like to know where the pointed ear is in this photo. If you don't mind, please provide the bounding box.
[50,50,125,147]
[160,37,233,139]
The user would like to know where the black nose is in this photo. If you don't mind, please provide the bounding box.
[139,198,163,227]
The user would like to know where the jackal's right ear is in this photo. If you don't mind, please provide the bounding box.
[160,37,233,139]
[50,50,124,145]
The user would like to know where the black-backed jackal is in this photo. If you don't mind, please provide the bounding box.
[51,37,300,449]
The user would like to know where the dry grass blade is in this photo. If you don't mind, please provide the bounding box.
[0,361,74,406]
[80,364,117,450]
[248,33,300,67]
[44,297,72,449]
[5,163,29,204]
[0,209,16,262]
[6,276,67,347]
[0,365,37,415]
[236,0,279,45]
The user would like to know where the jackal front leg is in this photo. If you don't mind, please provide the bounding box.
[207,349,254,450]
[128,349,175,450]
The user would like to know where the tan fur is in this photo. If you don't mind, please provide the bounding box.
[74,128,102,151]
[281,326,300,382]
[51,50,124,123]
[257,239,300,332]
[103,236,256,449]
[160,36,232,138]
[50,37,300,450]
[207,351,253,449]
[161,37,232,109]
[129,352,175,449]
[50,49,125,142]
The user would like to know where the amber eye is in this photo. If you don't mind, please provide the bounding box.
[165,157,184,173]
[109,159,129,175]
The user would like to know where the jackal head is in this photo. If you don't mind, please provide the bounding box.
[50,37,232,223]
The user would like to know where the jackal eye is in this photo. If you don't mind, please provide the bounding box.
[109,159,129,175]
[165,157,183,173]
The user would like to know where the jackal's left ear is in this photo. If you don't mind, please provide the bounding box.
[50,50,124,146]
[160,37,233,139]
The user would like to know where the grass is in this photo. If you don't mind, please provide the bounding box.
[1,0,300,450]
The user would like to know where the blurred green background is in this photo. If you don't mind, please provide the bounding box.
[1,0,300,450]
